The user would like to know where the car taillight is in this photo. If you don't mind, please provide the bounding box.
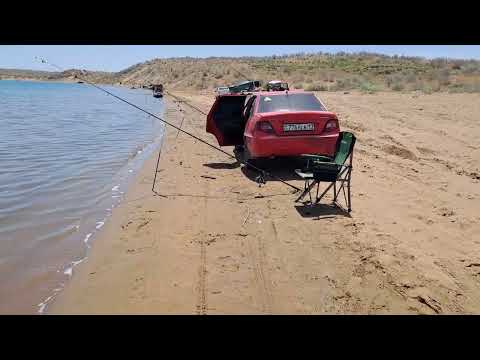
[324,119,338,132]
[257,121,274,133]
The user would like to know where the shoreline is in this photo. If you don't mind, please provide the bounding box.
[49,91,480,314]
[38,128,165,314]
[24,88,166,314]
[48,96,185,314]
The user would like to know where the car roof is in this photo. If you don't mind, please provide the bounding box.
[215,90,328,111]
[216,90,311,97]
[254,90,310,96]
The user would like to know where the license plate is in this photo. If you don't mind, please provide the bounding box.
[283,123,314,132]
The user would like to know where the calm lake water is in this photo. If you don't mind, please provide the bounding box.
[0,80,165,313]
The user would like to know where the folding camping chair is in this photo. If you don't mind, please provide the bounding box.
[294,131,356,212]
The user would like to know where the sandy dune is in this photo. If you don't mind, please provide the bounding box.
[50,91,480,314]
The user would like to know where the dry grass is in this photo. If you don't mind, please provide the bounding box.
[2,52,480,93]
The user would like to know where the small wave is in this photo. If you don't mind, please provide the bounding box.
[83,233,92,244]
[38,295,54,314]
[95,221,105,229]
[37,287,64,314]
[111,185,120,192]
[63,258,85,277]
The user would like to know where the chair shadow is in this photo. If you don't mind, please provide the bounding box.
[203,161,240,170]
[236,152,307,183]
[294,202,351,219]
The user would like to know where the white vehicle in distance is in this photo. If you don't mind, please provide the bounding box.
[215,86,230,95]
[266,80,289,91]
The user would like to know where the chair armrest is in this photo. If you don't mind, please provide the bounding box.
[301,154,334,162]
[311,162,350,169]
[294,169,314,179]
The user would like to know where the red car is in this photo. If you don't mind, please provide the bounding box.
[206,90,340,163]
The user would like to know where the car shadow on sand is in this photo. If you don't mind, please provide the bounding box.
[295,203,351,219]
[235,151,306,183]
[203,161,241,170]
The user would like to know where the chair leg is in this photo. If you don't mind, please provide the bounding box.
[315,181,335,205]
[308,180,313,204]
[333,182,337,202]
[347,168,352,212]
[295,178,317,203]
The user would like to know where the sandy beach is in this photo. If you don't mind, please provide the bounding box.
[49,90,480,314]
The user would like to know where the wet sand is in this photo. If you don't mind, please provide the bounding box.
[50,91,480,314]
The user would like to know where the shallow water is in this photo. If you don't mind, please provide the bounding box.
[0,80,165,313]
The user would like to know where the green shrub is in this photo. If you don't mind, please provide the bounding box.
[405,72,417,83]
[392,83,405,91]
[421,84,433,94]
[385,75,394,88]
[448,83,465,93]
[461,63,480,75]
[334,78,352,90]
[468,82,480,93]
[452,82,480,93]
[304,82,328,91]
[359,81,377,93]
[431,82,442,92]
[411,81,425,91]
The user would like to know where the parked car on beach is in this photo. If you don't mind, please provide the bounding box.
[206,90,340,164]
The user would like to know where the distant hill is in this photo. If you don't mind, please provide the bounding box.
[0,68,116,83]
[2,52,480,93]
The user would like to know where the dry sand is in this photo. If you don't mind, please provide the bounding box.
[50,90,480,314]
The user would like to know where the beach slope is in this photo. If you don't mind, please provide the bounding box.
[50,91,480,314]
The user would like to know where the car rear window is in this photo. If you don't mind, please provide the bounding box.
[257,93,326,113]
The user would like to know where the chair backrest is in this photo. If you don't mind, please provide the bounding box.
[334,132,356,165]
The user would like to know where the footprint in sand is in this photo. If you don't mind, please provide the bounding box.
[121,220,133,230]
[136,219,151,231]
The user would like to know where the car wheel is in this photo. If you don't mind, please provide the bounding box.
[234,145,244,153]
[246,156,264,170]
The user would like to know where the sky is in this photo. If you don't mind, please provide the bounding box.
[1,45,480,72]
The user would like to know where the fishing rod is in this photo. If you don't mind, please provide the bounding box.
[35,57,301,193]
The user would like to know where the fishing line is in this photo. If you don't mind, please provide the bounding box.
[164,90,208,116]
[34,57,301,193]
[229,63,251,81]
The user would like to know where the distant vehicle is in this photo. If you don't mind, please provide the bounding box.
[152,84,163,98]
[266,80,289,91]
[206,90,340,164]
[215,86,230,95]
[215,80,261,96]
[228,80,261,93]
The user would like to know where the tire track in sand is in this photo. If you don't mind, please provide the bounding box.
[246,215,274,313]
[186,100,208,315]
[196,236,207,315]
[172,99,208,315]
